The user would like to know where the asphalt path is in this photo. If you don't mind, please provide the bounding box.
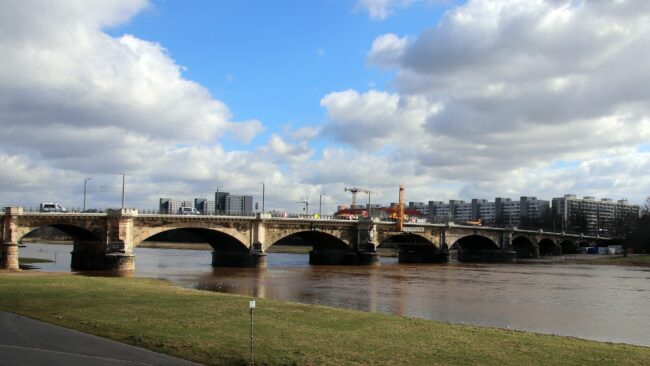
[0,311,203,366]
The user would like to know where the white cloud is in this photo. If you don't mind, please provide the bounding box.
[368,33,409,67]
[260,134,314,164]
[0,0,271,209]
[2,0,650,214]
[321,89,439,150]
[355,0,412,20]
[325,0,650,203]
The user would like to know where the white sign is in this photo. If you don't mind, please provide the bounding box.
[249,300,256,309]
[402,226,425,233]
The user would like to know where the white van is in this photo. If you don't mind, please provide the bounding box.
[178,207,200,215]
[40,202,67,212]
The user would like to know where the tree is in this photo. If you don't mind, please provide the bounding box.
[627,197,650,254]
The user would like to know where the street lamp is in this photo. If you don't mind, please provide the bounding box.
[83,177,90,212]
[367,191,372,219]
[259,182,265,213]
[120,173,125,210]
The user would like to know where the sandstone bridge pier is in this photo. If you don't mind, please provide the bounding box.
[1,207,606,271]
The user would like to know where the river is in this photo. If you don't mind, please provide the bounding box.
[19,243,650,347]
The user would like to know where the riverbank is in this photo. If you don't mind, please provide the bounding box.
[519,254,650,267]
[563,254,650,267]
[0,273,647,365]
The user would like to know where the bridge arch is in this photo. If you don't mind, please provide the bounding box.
[560,239,578,254]
[451,235,499,251]
[137,227,249,253]
[538,238,557,256]
[268,230,352,252]
[17,224,104,270]
[380,233,446,263]
[17,224,101,244]
[379,233,435,247]
[133,225,249,251]
[512,236,538,258]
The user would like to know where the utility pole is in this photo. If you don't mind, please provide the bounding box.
[83,177,90,212]
[367,191,372,219]
[260,182,265,213]
[120,173,125,210]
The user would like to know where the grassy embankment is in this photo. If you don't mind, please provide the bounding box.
[18,257,54,264]
[0,274,648,366]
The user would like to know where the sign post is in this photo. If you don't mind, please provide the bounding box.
[249,300,256,365]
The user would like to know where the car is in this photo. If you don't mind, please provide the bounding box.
[39,202,67,212]
[178,207,200,215]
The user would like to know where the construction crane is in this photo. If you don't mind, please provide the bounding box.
[397,185,405,231]
[296,198,309,216]
[344,187,371,207]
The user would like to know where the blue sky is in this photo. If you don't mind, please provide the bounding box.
[107,1,451,151]
[1,0,649,211]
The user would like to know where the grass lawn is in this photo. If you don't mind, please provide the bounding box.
[0,274,648,365]
[18,257,54,264]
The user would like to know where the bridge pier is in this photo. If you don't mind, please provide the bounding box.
[458,250,516,263]
[1,207,22,270]
[398,248,449,264]
[308,250,380,265]
[212,248,268,268]
[0,243,19,270]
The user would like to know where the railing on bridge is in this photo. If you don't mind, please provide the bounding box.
[0,205,612,239]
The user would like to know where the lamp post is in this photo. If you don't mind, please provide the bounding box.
[83,177,90,212]
[367,191,372,219]
[120,173,125,210]
[259,182,265,213]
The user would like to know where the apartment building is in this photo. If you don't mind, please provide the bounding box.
[552,194,640,235]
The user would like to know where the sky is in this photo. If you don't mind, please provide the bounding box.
[1,0,649,213]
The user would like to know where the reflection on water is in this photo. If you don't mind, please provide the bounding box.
[19,243,650,347]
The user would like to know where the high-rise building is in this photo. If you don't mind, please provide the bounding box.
[216,192,253,216]
[194,198,215,215]
[552,194,639,235]
[159,198,193,214]
[426,196,550,226]
[215,192,229,214]
[428,201,450,220]
[408,202,428,216]
[160,191,253,216]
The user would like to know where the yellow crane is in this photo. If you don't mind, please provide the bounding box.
[387,185,406,230]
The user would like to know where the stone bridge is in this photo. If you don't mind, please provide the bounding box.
[1,207,606,271]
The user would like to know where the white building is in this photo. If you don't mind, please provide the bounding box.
[552,194,640,235]
[426,196,550,226]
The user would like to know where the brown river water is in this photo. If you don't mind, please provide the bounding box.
[20,243,650,347]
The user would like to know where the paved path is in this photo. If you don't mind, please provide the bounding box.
[0,311,202,366]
